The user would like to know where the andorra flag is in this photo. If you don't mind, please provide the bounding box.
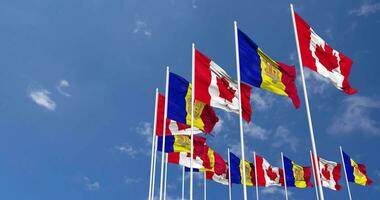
[283,155,312,188]
[342,150,373,186]
[155,93,202,136]
[167,72,219,133]
[238,29,300,108]
[294,12,357,95]
[194,49,252,122]
[229,152,256,186]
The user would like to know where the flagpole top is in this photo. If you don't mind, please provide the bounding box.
[156,88,158,93]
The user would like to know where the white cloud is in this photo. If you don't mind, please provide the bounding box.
[191,0,198,8]
[261,187,292,197]
[83,176,100,191]
[133,19,152,37]
[213,119,223,135]
[301,69,330,95]
[136,122,153,143]
[350,1,380,16]
[115,143,138,158]
[56,79,71,97]
[124,177,141,184]
[244,123,269,140]
[328,96,380,135]
[251,91,275,111]
[29,88,56,111]
[272,126,299,152]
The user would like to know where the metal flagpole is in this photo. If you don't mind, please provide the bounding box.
[253,152,259,200]
[190,43,195,200]
[149,89,159,200]
[290,4,325,200]
[204,172,207,200]
[228,148,232,200]
[152,136,158,200]
[233,20,248,200]
[163,154,168,200]
[309,150,319,200]
[159,67,170,200]
[182,166,185,200]
[340,146,353,200]
[281,152,288,200]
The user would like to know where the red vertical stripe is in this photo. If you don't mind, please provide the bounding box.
[255,154,266,186]
[195,49,212,105]
[278,62,300,109]
[167,152,180,165]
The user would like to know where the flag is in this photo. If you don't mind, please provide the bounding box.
[184,168,229,185]
[256,154,284,187]
[155,93,202,136]
[157,135,206,154]
[168,72,219,133]
[283,155,312,188]
[194,49,252,122]
[237,29,300,108]
[315,156,342,190]
[229,152,256,186]
[294,12,357,95]
[342,150,373,186]
[168,152,204,169]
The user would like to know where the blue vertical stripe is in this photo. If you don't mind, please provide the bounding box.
[167,72,190,125]
[283,155,296,187]
[157,136,175,152]
[229,152,242,184]
[342,151,355,182]
[238,29,263,88]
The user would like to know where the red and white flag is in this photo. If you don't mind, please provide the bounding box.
[156,93,202,136]
[167,152,204,169]
[294,12,357,95]
[195,49,252,122]
[256,154,284,187]
[315,156,342,191]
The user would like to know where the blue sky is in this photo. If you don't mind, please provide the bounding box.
[0,0,379,199]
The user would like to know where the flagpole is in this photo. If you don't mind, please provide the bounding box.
[280,152,288,200]
[340,146,353,200]
[228,148,232,200]
[163,154,168,200]
[190,43,195,200]
[182,166,185,200]
[204,172,207,200]
[149,89,159,200]
[253,151,259,200]
[290,4,325,200]
[309,150,319,200]
[159,67,170,200]
[152,136,158,200]
[233,20,248,200]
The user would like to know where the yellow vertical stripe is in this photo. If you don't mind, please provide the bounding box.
[350,159,368,186]
[291,161,307,188]
[257,48,288,96]
[239,160,253,186]
[185,84,206,130]
[173,135,191,152]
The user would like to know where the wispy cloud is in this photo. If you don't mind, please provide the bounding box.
[301,69,330,95]
[349,1,380,16]
[251,90,276,111]
[56,79,71,97]
[29,88,56,111]
[261,187,292,197]
[213,119,224,135]
[114,143,138,158]
[124,177,141,184]
[136,122,153,143]
[328,96,380,135]
[133,19,152,37]
[272,126,299,152]
[244,123,269,140]
[83,176,100,191]
[191,0,198,9]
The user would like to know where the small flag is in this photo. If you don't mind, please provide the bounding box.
[283,155,313,188]
[168,152,204,169]
[294,12,357,94]
[256,154,284,187]
[342,150,373,186]
[315,156,342,190]
[168,72,219,133]
[229,152,256,186]
[237,29,300,108]
[157,135,206,154]
[195,49,252,122]
[155,93,202,136]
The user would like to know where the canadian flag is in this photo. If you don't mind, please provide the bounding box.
[256,154,284,187]
[155,93,202,136]
[294,12,357,95]
[167,152,204,169]
[313,156,342,191]
[195,49,252,122]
